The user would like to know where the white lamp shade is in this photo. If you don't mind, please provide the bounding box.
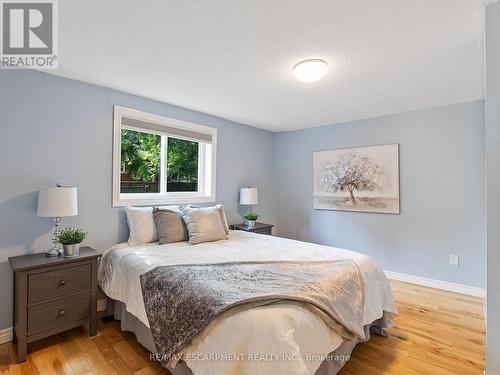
[37,186,78,217]
[240,187,258,205]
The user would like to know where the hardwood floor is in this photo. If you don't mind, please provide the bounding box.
[0,280,485,374]
[340,281,485,375]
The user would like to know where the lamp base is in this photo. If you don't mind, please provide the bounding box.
[45,248,60,257]
[46,216,62,257]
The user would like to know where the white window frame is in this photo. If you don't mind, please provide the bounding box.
[113,106,217,207]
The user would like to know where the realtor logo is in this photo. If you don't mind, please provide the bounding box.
[1,0,58,69]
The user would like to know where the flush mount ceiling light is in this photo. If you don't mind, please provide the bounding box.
[293,59,329,83]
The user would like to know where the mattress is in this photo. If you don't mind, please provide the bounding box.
[98,231,397,375]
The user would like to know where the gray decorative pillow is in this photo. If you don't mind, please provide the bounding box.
[153,208,188,244]
[126,205,180,245]
[184,204,229,235]
[182,205,228,244]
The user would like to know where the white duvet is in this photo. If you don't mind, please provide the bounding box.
[98,231,397,375]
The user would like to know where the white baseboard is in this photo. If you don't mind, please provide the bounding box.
[0,327,13,345]
[385,270,486,298]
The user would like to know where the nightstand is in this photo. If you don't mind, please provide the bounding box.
[230,222,274,235]
[9,247,99,363]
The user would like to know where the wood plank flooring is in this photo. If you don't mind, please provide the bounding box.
[0,280,485,374]
[340,281,485,375]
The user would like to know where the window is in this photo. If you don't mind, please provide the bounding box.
[113,106,216,206]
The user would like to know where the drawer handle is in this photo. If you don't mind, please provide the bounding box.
[58,310,65,316]
[59,280,66,286]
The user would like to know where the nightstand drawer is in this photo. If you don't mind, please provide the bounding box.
[253,228,272,235]
[27,291,90,336]
[28,263,91,304]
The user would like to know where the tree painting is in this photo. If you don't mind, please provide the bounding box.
[319,152,388,204]
[313,144,400,214]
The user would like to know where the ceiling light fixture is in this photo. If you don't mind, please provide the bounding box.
[293,59,329,83]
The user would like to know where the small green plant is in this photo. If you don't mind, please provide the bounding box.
[57,227,87,245]
[243,212,259,221]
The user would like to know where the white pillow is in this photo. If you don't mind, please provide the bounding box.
[126,206,179,246]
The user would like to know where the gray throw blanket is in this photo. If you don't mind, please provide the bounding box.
[140,260,365,367]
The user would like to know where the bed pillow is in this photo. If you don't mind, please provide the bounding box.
[182,205,228,244]
[184,204,230,235]
[153,208,188,244]
[126,205,179,245]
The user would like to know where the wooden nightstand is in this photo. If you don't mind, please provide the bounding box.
[230,222,274,235]
[9,247,99,363]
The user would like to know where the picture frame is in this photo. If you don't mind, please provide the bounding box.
[313,144,400,214]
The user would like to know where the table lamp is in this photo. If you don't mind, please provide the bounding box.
[240,187,258,206]
[37,184,78,256]
[240,187,258,227]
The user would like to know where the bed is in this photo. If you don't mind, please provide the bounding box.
[98,230,397,375]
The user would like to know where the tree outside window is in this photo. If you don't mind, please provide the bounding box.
[120,129,198,193]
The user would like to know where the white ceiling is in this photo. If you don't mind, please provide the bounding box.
[53,0,487,131]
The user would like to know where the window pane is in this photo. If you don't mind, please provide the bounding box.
[167,138,199,192]
[120,129,161,193]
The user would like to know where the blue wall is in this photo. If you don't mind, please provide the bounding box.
[275,101,486,288]
[0,70,277,330]
[486,1,500,372]
[0,69,488,334]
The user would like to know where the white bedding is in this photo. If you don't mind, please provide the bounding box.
[98,231,397,375]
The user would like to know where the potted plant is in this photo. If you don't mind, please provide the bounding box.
[243,212,259,229]
[57,226,87,258]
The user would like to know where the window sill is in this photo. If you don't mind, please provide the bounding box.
[112,194,215,207]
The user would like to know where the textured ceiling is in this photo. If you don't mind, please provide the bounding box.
[52,0,487,131]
